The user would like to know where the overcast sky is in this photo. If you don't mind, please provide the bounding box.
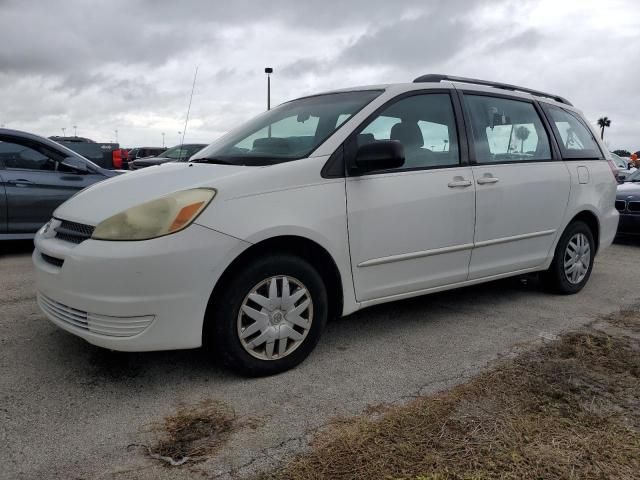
[0,0,638,151]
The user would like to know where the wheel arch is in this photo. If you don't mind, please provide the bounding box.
[569,209,600,253]
[204,235,344,340]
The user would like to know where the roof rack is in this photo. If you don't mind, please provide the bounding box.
[413,74,572,106]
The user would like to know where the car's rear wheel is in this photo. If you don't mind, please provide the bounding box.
[542,221,595,294]
[206,254,328,376]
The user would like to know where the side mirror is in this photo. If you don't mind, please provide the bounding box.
[60,156,88,173]
[353,140,405,173]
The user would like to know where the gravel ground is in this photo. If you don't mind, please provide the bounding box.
[1,239,639,479]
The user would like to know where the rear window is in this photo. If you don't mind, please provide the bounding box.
[543,105,603,159]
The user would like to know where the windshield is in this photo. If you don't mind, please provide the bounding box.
[191,90,382,166]
[625,169,640,182]
[163,144,206,160]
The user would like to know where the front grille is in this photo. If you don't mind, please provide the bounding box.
[615,200,626,212]
[628,201,640,213]
[37,293,154,337]
[41,253,64,268]
[54,219,95,244]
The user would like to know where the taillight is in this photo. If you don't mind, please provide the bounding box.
[112,149,123,169]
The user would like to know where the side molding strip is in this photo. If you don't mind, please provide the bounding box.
[357,229,556,268]
[358,243,474,268]
[473,229,556,248]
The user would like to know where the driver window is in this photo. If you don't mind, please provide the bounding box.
[357,93,460,170]
[0,141,56,171]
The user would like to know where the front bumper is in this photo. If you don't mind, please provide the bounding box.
[33,223,249,351]
[617,213,640,235]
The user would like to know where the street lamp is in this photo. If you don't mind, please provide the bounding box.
[61,127,66,137]
[265,67,273,110]
[114,129,118,143]
[161,132,165,147]
[73,125,78,137]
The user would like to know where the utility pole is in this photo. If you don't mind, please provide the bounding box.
[265,67,273,110]
[265,67,273,138]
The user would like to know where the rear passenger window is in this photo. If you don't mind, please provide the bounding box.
[464,95,551,164]
[543,105,603,159]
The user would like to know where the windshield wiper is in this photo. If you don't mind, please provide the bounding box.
[190,158,236,165]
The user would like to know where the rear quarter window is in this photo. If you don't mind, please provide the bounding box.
[542,104,603,160]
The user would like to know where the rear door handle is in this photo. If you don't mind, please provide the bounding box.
[447,179,472,188]
[477,177,499,185]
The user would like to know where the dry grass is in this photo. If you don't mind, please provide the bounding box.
[257,312,640,480]
[138,399,237,465]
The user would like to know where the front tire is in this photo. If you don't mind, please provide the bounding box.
[206,254,328,376]
[542,221,595,294]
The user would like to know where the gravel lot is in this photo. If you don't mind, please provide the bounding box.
[2,239,639,479]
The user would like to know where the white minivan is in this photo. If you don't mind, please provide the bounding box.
[33,74,619,375]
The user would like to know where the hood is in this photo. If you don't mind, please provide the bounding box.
[616,182,640,199]
[132,156,174,167]
[54,162,250,225]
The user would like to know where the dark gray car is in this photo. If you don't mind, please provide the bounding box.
[0,128,119,240]
[130,143,207,169]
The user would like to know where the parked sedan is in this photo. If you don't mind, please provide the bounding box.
[611,152,634,182]
[125,147,166,169]
[616,169,640,234]
[0,128,118,239]
[129,143,207,169]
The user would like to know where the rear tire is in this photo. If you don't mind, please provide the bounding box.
[542,221,595,295]
[205,254,328,376]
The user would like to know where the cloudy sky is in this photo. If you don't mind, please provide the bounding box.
[0,0,638,151]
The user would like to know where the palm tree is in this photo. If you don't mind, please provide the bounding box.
[597,117,611,140]
[514,126,530,153]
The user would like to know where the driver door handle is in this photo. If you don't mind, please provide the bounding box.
[447,176,472,188]
[7,179,33,187]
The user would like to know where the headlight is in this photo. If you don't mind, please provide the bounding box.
[92,188,216,241]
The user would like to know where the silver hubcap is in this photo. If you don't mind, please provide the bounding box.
[564,233,591,284]
[237,276,313,361]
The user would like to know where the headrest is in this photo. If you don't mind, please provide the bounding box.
[252,137,290,155]
[390,122,423,148]
[357,133,375,145]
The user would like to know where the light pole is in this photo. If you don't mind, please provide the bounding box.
[73,125,77,137]
[114,129,118,143]
[61,127,66,137]
[265,67,273,110]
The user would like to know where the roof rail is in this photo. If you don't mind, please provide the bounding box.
[413,74,572,106]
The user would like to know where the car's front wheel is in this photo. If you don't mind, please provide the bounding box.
[542,220,595,294]
[206,254,328,376]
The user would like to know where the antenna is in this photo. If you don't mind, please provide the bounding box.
[181,66,199,147]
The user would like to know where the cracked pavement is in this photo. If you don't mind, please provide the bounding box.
[2,239,640,479]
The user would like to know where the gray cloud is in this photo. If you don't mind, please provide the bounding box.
[0,0,639,150]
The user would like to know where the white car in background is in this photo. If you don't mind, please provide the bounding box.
[33,74,619,376]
